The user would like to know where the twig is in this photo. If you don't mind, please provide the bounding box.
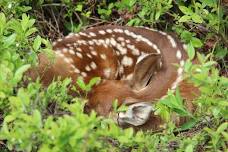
[50,8,60,35]
[74,12,82,24]
[41,3,65,7]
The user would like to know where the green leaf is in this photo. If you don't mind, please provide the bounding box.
[179,15,191,22]
[87,77,101,90]
[184,59,193,72]
[159,97,175,108]
[155,11,161,20]
[187,42,195,60]
[215,48,228,59]
[112,99,118,112]
[33,35,42,51]
[21,14,29,31]
[76,78,87,91]
[202,0,217,7]
[75,4,83,12]
[3,33,16,47]
[173,108,189,116]
[117,104,128,112]
[33,110,42,128]
[0,92,6,99]
[203,61,217,67]
[197,52,205,64]
[217,122,227,133]
[181,118,198,130]
[185,144,193,152]
[191,13,203,23]
[179,6,193,15]
[0,12,6,34]
[27,19,35,28]
[191,37,203,48]
[127,18,141,26]
[13,64,31,84]
[4,115,15,123]
[175,88,183,106]
[25,27,37,37]
[125,128,134,138]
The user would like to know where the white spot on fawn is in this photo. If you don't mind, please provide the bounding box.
[90,62,97,69]
[64,57,73,64]
[89,32,96,37]
[86,53,92,58]
[106,29,113,33]
[158,31,167,36]
[125,73,133,80]
[62,48,68,53]
[74,68,80,74]
[94,39,101,45]
[76,52,83,58]
[89,46,94,51]
[65,33,74,39]
[183,44,187,51]
[125,39,130,43]
[171,70,183,90]
[113,28,124,33]
[81,72,87,77]
[121,41,126,47]
[105,38,110,45]
[116,43,127,55]
[117,37,125,42]
[53,41,57,46]
[122,30,161,54]
[88,41,94,45]
[79,32,87,37]
[55,51,64,57]
[100,54,107,60]
[121,56,133,67]
[57,38,62,42]
[76,48,82,52]
[176,50,182,59]
[85,65,91,71]
[110,38,117,46]
[177,67,183,75]
[104,68,111,78]
[98,39,105,46]
[126,44,140,55]
[78,40,87,45]
[119,66,124,74]
[99,30,106,35]
[180,60,185,67]
[167,35,177,48]
[69,49,75,55]
[91,50,97,56]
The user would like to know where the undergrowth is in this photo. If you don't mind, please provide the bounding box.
[0,0,227,152]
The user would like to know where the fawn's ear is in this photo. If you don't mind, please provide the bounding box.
[131,53,161,91]
[117,102,154,126]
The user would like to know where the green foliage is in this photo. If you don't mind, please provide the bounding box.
[76,77,101,92]
[126,0,173,26]
[204,122,228,150]
[0,11,51,112]
[0,0,227,151]
[159,89,193,118]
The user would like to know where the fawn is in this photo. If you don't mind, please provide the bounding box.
[26,25,199,130]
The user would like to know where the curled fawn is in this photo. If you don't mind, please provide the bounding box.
[26,25,199,130]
